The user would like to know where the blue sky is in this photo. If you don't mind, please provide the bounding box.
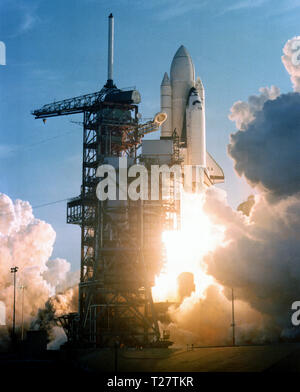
[0,0,299,270]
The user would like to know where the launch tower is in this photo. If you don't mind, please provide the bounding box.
[32,15,174,348]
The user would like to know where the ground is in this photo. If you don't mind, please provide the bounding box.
[78,343,300,372]
[1,343,300,373]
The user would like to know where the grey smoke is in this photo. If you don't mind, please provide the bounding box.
[237,195,255,216]
[32,286,78,347]
[229,86,280,130]
[204,187,300,337]
[228,92,300,200]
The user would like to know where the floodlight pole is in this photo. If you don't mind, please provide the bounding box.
[231,287,236,346]
[10,266,18,341]
[20,285,25,340]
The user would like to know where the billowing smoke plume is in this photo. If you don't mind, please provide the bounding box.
[228,38,300,200]
[32,286,78,349]
[166,187,300,345]
[229,85,280,130]
[237,195,255,216]
[199,36,300,341]
[204,188,300,334]
[228,92,300,200]
[282,36,300,92]
[0,193,78,347]
[43,258,71,293]
[168,285,277,347]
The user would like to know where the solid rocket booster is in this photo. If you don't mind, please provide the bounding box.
[160,45,224,187]
[160,72,172,138]
[186,87,206,168]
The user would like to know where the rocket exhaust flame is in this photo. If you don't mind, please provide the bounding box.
[152,191,224,303]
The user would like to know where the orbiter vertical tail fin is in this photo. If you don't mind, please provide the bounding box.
[206,151,224,184]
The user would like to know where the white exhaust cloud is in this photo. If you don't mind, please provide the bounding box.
[228,85,280,130]
[0,193,78,347]
[204,188,300,333]
[282,36,300,92]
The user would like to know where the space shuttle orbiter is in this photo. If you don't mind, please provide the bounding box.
[160,45,224,187]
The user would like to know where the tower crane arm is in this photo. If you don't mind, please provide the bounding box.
[32,89,109,119]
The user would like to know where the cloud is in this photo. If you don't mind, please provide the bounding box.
[0,193,78,347]
[228,86,280,130]
[42,258,70,291]
[228,37,300,200]
[156,0,207,21]
[0,1,40,38]
[0,144,18,159]
[272,0,300,14]
[117,0,300,21]
[19,10,38,34]
[167,284,272,346]
[203,188,300,336]
[282,36,300,92]
[228,92,300,200]
[223,0,269,13]
[133,0,207,21]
